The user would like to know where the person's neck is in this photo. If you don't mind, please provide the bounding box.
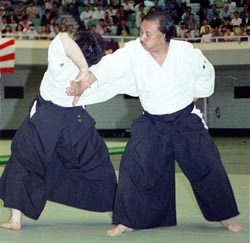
[149,43,169,67]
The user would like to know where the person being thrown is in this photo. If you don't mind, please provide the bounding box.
[0,30,117,230]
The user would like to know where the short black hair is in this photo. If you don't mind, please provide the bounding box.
[74,30,105,66]
[143,11,176,42]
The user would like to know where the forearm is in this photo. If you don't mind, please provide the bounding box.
[88,72,97,86]
[59,32,88,73]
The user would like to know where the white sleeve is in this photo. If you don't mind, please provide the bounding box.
[88,45,138,97]
[48,34,66,58]
[191,49,215,98]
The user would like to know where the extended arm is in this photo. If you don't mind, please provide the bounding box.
[66,40,139,106]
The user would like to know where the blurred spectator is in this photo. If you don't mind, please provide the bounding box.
[199,18,212,36]
[96,18,106,35]
[60,17,68,32]
[186,13,198,31]
[209,12,222,28]
[117,18,130,35]
[219,4,231,22]
[0,6,5,23]
[67,24,74,37]
[134,1,144,13]
[240,3,249,18]
[6,8,19,24]
[246,26,250,36]
[50,1,59,19]
[103,25,111,35]
[122,0,135,19]
[163,0,174,14]
[176,21,188,38]
[107,4,117,18]
[227,0,237,15]
[136,10,145,29]
[241,11,250,26]
[201,26,212,42]
[62,0,73,14]
[206,4,219,22]
[49,23,60,39]
[221,18,234,33]
[26,23,39,39]
[171,8,181,25]
[41,9,53,28]
[39,24,49,39]
[90,24,97,31]
[38,2,46,20]
[212,25,224,42]
[80,5,94,29]
[19,15,32,32]
[14,23,25,40]
[181,6,192,24]
[231,11,242,26]
[112,10,123,26]
[45,0,53,10]
[199,0,210,20]
[233,24,245,36]
[47,17,56,33]
[0,15,7,31]
[19,9,28,22]
[0,1,11,9]
[93,4,105,20]
[1,24,13,37]
[104,11,113,26]
[15,1,25,22]
[135,4,146,28]
[26,0,39,18]
[223,26,235,41]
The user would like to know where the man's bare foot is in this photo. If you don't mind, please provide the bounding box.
[107,224,133,236]
[220,219,241,232]
[0,219,21,231]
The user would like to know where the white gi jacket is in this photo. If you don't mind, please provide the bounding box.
[85,38,215,115]
[40,35,215,115]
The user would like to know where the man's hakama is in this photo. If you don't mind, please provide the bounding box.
[112,103,239,229]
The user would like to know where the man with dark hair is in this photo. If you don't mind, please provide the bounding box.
[0,30,117,230]
[67,11,241,236]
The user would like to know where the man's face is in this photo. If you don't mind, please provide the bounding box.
[140,20,165,52]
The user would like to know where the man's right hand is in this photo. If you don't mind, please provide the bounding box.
[66,71,90,106]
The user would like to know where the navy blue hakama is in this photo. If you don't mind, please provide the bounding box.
[112,103,239,229]
[0,94,117,220]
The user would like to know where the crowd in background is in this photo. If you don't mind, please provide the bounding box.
[0,0,250,42]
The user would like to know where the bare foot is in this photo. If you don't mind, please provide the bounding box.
[107,224,133,236]
[220,219,241,232]
[0,219,21,231]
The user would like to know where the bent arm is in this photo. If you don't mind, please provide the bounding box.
[59,32,88,74]
[59,32,91,98]
[192,49,215,98]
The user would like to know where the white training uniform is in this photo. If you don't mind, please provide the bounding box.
[87,38,215,115]
[40,35,214,118]
[40,34,81,107]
